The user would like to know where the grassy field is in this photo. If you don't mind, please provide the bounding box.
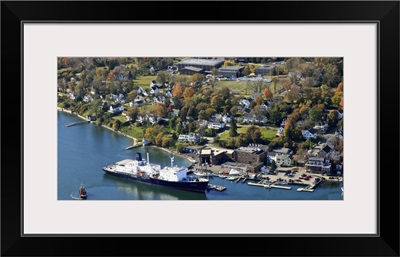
[133,75,158,89]
[219,126,277,143]
[121,125,145,140]
[111,115,127,123]
[212,80,273,96]
[213,80,250,95]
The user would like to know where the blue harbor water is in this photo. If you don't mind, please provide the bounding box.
[58,111,343,200]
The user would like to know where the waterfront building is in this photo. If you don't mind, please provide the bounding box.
[233,144,269,172]
[305,157,332,174]
[199,148,232,166]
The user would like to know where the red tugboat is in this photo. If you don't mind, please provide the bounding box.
[79,185,87,199]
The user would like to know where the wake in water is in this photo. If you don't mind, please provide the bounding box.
[70,193,85,200]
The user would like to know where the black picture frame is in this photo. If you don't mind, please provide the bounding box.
[1,1,399,256]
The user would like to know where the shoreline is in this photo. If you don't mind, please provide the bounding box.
[58,107,194,163]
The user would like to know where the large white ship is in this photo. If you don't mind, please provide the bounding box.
[102,153,209,193]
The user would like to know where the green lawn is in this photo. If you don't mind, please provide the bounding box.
[120,125,145,140]
[211,80,272,96]
[219,126,277,143]
[133,75,158,89]
[112,115,127,123]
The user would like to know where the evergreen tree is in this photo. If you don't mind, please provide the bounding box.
[229,116,238,137]
[270,160,277,172]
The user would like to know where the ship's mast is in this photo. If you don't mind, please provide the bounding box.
[147,152,150,166]
[169,155,174,167]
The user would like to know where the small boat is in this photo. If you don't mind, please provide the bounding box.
[218,174,227,178]
[194,171,214,177]
[226,176,237,181]
[79,185,87,199]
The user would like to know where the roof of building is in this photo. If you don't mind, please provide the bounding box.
[218,66,244,71]
[235,146,265,154]
[272,147,292,155]
[321,145,332,153]
[200,149,212,155]
[308,157,325,161]
[178,58,225,67]
[256,65,275,70]
[181,66,204,72]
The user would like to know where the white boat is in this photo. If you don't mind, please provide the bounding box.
[218,174,227,178]
[194,171,214,177]
[226,176,237,181]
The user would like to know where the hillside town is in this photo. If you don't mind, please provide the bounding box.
[58,57,344,181]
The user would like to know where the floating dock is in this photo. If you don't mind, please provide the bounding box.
[248,181,266,187]
[267,184,291,190]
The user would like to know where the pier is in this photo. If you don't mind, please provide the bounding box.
[267,184,292,190]
[126,144,143,150]
[65,121,89,127]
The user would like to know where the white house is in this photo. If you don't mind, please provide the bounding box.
[136,115,146,124]
[147,115,161,125]
[239,99,251,108]
[261,101,270,110]
[108,104,124,114]
[69,92,76,100]
[165,90,172,98]
[153,96,165,104]
[207,122,225,130]
[122,112,132,121]
[222,114,231,123]
[276,127,284,136]
[274,154,292,167]
[242,113,255,123]
[178,133,201,144]
[150,80,158,88]
[198,119,208,128]
[302,130,317,140]
[83,94,93,102]
[150,87,160,95]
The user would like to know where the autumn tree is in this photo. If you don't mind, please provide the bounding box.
[172,83,183,97]
[154,103,167,117]
[183,86,195,100]
[242,66,251,76]
[211,95,225,111]
[162,135,173,148]
[126,107,139,121]
[190,74,206,87]
[272,77,279,93]
[223,60,234,66]
[230,106,239,116]
[246,125,261,143]
[284,90,301,104]
[327,110,338,127]
[263,88,273,99]
[156,71,171,85]
[308,105,323,122]
[155,132,164,146]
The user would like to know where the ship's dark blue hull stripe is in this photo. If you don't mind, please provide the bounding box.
[103,169,208,193]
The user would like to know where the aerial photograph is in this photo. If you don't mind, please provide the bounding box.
[57,57,343,200]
